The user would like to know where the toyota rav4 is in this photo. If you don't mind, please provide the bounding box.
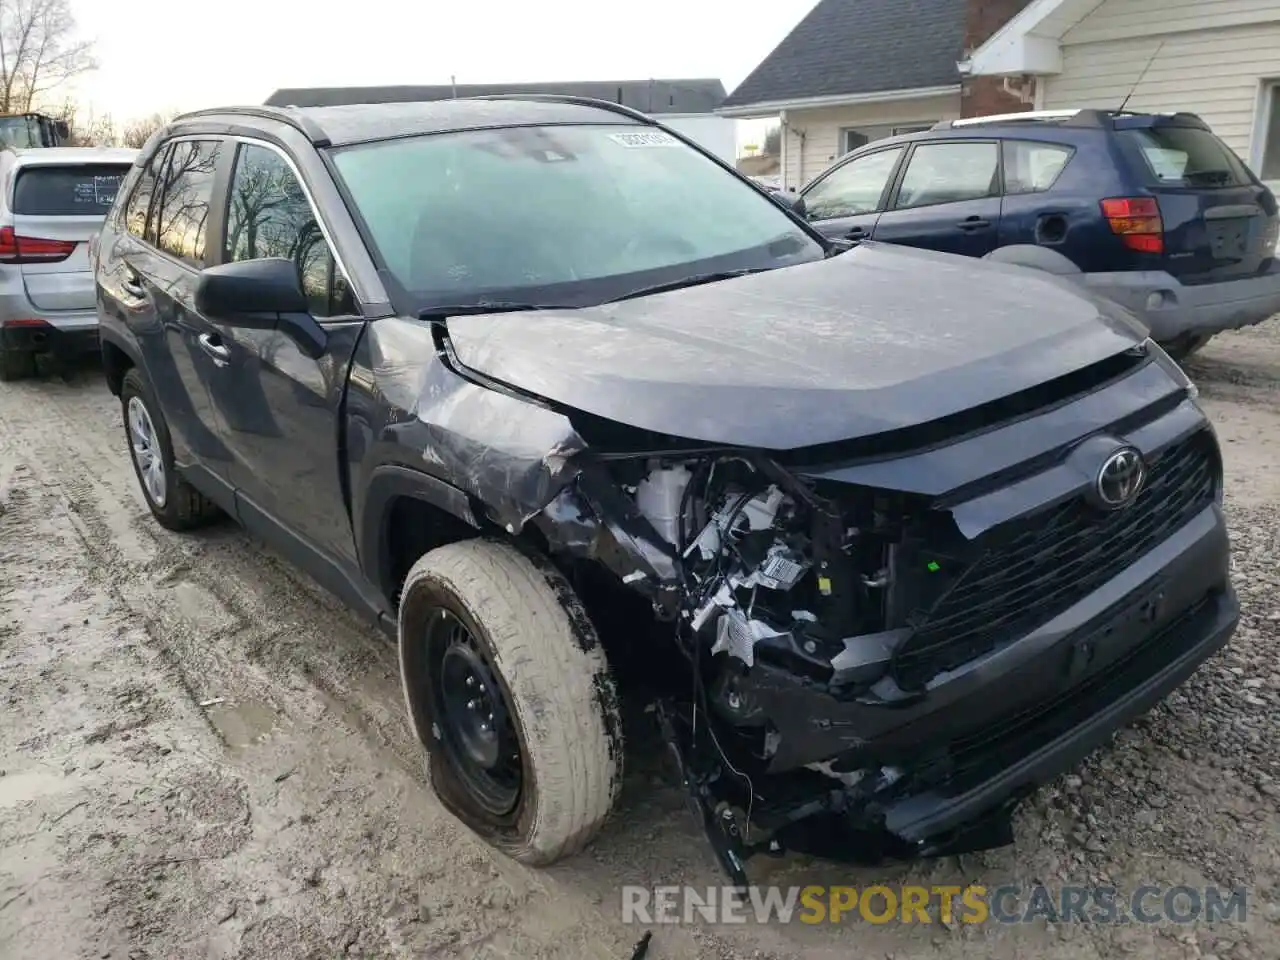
[91,96,1238,881]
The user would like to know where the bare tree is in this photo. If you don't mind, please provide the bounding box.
[53,97,114,145]
[0,0,95,114]
[121,112,173,149]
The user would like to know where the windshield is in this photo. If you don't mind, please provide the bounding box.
[329,123,824,309]
[0,116,39,149]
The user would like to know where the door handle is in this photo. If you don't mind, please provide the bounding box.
[198,332,230,365]
[956,217,991,231]
[845,227,869,240]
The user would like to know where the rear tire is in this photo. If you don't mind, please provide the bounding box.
[1160,333,1213,362]
[120,368,221,531]
[398,539,623,866]
[0,349,36,382]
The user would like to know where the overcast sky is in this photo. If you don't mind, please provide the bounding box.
[67,0,815,143]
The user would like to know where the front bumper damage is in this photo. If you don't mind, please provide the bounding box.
[657,512,1236,883]
[424,327,1237,881]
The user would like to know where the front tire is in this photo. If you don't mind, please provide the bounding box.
[398,539,623,866]
[120,368,221,531]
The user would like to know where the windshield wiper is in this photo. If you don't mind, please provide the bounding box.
[604,268,772,303]
[417,301,577,321]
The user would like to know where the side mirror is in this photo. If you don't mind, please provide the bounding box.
[195,258,327,359]
[770,190,806,218]
[53,119,70,140]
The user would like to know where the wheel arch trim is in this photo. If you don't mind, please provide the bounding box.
[359,464,484,603]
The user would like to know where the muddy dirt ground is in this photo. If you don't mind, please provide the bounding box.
[2,322,1279,960]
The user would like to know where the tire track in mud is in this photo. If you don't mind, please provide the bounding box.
[0,370,689,959]
[0,368,411,764]
[0,436,262,960]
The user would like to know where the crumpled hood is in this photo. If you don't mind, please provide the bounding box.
[443,242,1146,449]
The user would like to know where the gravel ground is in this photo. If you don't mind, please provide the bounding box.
[2,322,1279,960]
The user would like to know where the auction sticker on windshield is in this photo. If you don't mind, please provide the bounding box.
[608,131,679,148]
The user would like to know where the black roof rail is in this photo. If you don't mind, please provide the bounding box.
[459,93,657,124]
[174,94,661,150]
[171,104,333,146]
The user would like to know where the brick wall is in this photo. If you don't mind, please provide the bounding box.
[961,0,1037,117]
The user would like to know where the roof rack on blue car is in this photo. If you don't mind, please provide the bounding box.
[932,108,1208,131]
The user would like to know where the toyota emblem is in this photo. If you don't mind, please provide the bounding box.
[1094,446,1146,509]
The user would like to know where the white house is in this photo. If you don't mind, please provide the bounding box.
[721,0,1280,192]
[963,0,1280,190]
[717,0,1033,191]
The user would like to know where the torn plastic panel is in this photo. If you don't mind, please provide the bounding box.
[366,316,588,531]
[532,467,683,612]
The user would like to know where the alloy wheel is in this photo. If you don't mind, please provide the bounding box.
[127,396,167,508]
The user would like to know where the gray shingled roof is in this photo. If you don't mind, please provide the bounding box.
[264,79,726,115]
[722,0,966,109]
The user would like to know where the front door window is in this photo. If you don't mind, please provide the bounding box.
[802,147,905,221]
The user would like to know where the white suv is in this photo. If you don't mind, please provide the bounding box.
[0,146,136,380]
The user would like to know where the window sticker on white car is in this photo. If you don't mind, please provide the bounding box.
[73,174,125,206]
[608,131,679,148]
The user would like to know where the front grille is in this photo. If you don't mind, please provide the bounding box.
[892,429,1219,689]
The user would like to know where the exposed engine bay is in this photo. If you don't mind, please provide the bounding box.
[614,453,973,696]
[628,456,901,679]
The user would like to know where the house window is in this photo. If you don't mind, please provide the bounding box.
[841,129,870,155]
[1260,81,1280,185]
[840,124,937,156]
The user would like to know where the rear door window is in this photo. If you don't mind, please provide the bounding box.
[153,139,224,266]
[1119,126,1252,188]
[1002,141,1074,195]
[12,164,132,216]
[124,146,170,243]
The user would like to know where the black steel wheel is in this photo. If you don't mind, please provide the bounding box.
[426,609,523,817]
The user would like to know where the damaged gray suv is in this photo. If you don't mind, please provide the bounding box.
[92,95,1238,881]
